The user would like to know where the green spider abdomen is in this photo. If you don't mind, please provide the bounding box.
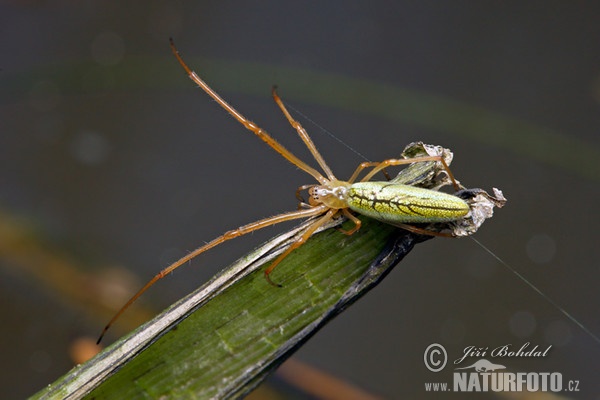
[346,182,469,224]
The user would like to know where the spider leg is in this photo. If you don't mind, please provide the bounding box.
[264,208,337,286]
[97,205,328,343]
[337,209,362,235]
[170,39,328,185]
[271,87,336,181]
[347,156,460,191]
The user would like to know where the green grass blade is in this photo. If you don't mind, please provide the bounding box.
[31,218,424,399]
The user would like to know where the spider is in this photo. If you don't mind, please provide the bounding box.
[96,39,469,344]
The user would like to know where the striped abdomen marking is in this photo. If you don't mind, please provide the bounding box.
[346,182,469,224]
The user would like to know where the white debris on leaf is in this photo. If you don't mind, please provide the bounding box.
[420,142,454,167]
[448,187,507,237]
[394,142,461,191]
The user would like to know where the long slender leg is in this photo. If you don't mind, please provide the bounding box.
[347,161,378,183]
[169,39,328,185]
[338,209,362,235]
[97,204,328,343]
[264,209,337,286]
[394,223,454,237]
[363,157,459,190]
[271,87,336,181]
[348,156,460,191]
